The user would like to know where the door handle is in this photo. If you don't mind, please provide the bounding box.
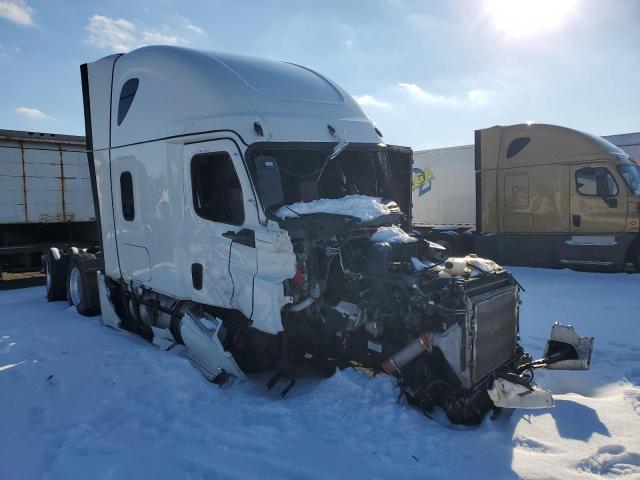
[572,214,581,227]
[222,228,256,248]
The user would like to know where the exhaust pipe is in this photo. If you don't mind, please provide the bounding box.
[382,332,433,374]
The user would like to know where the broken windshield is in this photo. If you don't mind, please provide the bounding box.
[249,144,398,215]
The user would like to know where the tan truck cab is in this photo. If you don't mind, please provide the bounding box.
[475,123,640,271]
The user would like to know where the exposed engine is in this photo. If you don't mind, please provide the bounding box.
[272,214,523,423]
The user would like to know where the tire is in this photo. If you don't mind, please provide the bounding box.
[46,249,67,302]
[66,253,101,316]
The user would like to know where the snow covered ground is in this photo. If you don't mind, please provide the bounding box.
[1,267,639,479]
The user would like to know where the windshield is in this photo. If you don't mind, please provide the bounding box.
[618,163,640,195]
[250,144,397,211]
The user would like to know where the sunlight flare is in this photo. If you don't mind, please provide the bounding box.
[485,0,578,38]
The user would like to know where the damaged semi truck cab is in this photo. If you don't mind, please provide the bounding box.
[67,46,593,424]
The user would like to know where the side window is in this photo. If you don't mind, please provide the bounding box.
[191,152,245,225]
[576,167,619,197]
[120,171,135,221]
[506,137,531,159]
[117,78,139,126]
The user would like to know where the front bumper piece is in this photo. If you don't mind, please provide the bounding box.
[488,322,594,410]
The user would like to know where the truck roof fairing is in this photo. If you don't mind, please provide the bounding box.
[86,46,381,149]
[478,123,627,170]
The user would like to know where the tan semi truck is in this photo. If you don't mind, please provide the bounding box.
[413,123,640,271]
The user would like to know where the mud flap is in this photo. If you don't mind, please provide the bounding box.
[180,310,247,382]
[97,272,121,329]
[487,378,554,409]
[543,322,594,370]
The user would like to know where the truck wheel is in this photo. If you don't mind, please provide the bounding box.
[45,249,67,302]
[66,253,101,316]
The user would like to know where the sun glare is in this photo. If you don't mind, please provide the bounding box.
[485,0,578,38]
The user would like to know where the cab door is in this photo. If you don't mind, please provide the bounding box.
[570,163,627,234]
[183,139,258,319]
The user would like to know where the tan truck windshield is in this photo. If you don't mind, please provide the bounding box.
[618,163,640,195]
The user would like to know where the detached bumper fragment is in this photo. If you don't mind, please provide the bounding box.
[542,322,594,370]
[489,322,594,411]
[488,377,554,409]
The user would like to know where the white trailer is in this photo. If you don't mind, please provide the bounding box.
[412,145,475,229]
[0,130,98,277]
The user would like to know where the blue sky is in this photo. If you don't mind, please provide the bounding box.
[0,0,638,149]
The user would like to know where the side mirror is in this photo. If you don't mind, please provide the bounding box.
[605,197,618,208]
[254,155,284,209]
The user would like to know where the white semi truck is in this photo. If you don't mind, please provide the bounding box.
[0,130,97,279]
[413,124,640,271]
[43,46,592,424]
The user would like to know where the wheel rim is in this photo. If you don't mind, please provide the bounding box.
[70,267,82,306]
[45,263,51,291]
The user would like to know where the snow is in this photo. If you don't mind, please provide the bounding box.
[1,268,640,479]
[371,225,417,244]
[275,194,392,221]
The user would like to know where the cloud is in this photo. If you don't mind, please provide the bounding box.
[466,89,492,105]
[0,0,34,26]
[16,106,53,119]
[398,82,493,107]
[175,14,205,36]
[186,24,204,35]
[85,15,187,53]
[397,82,457,105]
[141,30,185,45]
[86,15,137,52]
[354,94,391,109]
